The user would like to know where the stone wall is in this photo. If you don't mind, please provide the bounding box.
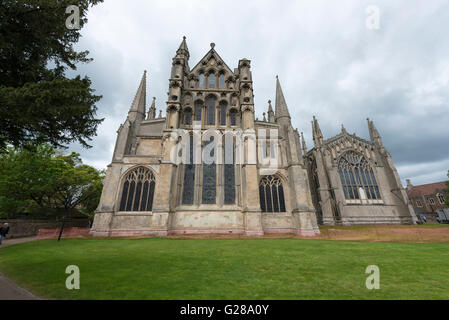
[0,219,90,238]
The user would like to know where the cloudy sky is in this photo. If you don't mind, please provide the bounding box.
[69,0,449,186]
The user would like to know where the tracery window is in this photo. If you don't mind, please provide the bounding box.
[338,152,381,201]
[206,96,216,125]
[119,167,156,212]
[437,193,445,204]
[259,175,286,213]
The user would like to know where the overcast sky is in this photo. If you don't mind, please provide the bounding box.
[68,0,449,186]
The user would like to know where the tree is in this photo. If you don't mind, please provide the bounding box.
[0,0,104,150]
[0,144,104,220]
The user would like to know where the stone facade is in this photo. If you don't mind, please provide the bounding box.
[91,38,416,237]
[305,118,417,225]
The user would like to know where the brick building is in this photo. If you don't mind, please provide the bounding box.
[406,179,449,222]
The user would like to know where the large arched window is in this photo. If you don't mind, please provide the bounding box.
[259,175,286,213]
[338,152,381,200]
[119,167,156,212]
[206,96,216,125]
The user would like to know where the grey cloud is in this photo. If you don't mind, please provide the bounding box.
[67,0,449,185]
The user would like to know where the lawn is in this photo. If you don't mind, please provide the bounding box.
[0,238,448,299]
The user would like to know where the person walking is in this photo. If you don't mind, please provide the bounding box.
[0,223,10,245]
[422,215,427,224]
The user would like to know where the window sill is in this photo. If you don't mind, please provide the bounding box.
[115,211,153,216]
[345,199,384,205]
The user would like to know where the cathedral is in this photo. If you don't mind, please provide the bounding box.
[90,38,416,237]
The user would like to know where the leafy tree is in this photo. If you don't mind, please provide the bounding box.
[0,144,104,220]
[0,0,104,149]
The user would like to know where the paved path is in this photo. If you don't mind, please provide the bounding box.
[0,237,42,300]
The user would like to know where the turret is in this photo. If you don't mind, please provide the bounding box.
[147,97,156,120]
[238,58,255,130]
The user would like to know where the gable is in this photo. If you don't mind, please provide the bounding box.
[190,47,234,76]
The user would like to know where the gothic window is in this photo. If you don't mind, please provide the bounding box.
[208,72,215,88]
[230,109,238,126]
[416,200,422,207]
[219,73,225,89]
[184,108,192,125]
[199,73,205,88]
[182,135,195,204]
[259,175,286,213]
[428,198,435,205]
[437,193,445,204]
[224,135,235,204]
[206,96,216,125]
[194,101,202,122]
[338,152,381,201]
[119,167,156,212]
[220,101,227,126]
[202,137,216,204]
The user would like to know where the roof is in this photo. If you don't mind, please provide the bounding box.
[406,181,448,197]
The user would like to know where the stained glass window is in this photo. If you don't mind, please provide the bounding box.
[194,101,202,122]
[119,167,156,211]
[224,136,235,204]
[338,152,381,200]
[220,102,227,126]
[199,73,205,88]
[206,96,216,125]
[219,73,225,88]
[184,108,192,125]
[182,136,195,204]
[202,137,216,204]
[208,73,215,88]
[230,109,238,126]
[259,175,286,213]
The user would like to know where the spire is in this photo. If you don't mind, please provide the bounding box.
[367,118,378,139]
[147,97,156,120]
[275,76,291,122]
[301,132,307,155]
[312,116,323,146]
[341,124,347,134]
[367,118,383,147]
[128,70,147,121]
[267,100,275,123]
[176,36,189,60]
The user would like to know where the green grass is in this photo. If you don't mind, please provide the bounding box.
[1,238,448,299]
